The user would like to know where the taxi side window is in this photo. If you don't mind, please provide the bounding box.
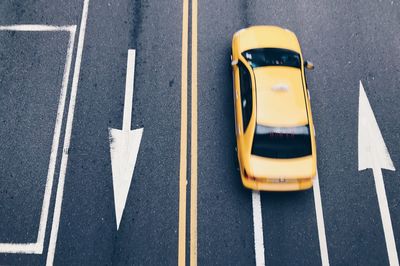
[238,61,253,132]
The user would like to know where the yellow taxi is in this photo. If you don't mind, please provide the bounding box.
[231,26,316,191]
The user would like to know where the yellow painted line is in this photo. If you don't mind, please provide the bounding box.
[190,0,198,265]
[178,0,189,264]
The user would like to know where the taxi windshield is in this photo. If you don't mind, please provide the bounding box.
[251,124,312,158]
[242,48,301,69]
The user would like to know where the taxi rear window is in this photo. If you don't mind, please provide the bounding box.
[251,125,312,158]
[242,48,301,69]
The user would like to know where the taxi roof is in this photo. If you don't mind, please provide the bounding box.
[254,66,308,127]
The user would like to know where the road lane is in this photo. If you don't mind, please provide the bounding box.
[350,1,400,263]
[0,0,186,264]
[198,0,400,265]
[51,0,184,265]
[246,0,400,265]
[197,0,322,265]
[197,1,255,265]
[112,0,184,263]
[245,2,323,264]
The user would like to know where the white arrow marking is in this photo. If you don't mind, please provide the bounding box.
[359,81,395,171]
[358,81,398,266]
[109,49,143,230]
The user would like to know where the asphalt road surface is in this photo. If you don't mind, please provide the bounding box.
[0,0,400,265]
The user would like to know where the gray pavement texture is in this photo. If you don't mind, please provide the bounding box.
[0,0,400,265]
[0,30,69,243]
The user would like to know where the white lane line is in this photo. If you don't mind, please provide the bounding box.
[0,25,75,32]
[35,25,77,255]
[252,191,266,266]
[46,0,90,264]
[313,172,330,266]
[0,25,76,254]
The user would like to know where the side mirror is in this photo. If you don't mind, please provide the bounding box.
[304,61,314,70]
[230,54,238,66]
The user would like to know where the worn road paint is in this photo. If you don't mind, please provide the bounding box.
[313,172,330,266]
[0,25,76,254]
[358,81,398,266]
[252,191,265,266]
[46,0,90,264]
[178,0,189,264]
[109,49,143,230]
[0,25,75,32]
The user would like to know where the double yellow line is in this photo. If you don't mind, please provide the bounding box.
[178,0,198,265]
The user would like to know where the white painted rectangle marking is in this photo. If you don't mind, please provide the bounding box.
[0,25,75,32]
[0,25,76,254]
